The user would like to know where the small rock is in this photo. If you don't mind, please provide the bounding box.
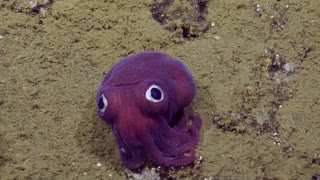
[282,62,295,73]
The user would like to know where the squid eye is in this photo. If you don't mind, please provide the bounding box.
[98,94,108,113]
[146,84,163,103]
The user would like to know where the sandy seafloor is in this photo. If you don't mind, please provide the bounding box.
[0,0,320,179]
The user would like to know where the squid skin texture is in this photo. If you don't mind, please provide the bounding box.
[96,51,202,169]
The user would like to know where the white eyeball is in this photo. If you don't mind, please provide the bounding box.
[98,94,108,113]
[145,84,164,103]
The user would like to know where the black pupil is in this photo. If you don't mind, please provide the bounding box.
[151,88,162,100]
[98,97,104,109]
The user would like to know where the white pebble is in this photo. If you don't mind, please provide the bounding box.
[29,1,37,9]
[282,62,296,72]
[214,36,220,40]
[282,62,295,73]
[40,7,47,15]
[96,162,102,167]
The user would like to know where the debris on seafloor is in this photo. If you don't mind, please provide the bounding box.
[13,0,54,15]
[125,167,161,180]
[213,48,298,134]
[29,0,54,14]
[124,156,204,180]
[213,41,311,134]
[282,62,296,73]
[255,107,270,125]
[252,2,289,31]
[151,0,210,39]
